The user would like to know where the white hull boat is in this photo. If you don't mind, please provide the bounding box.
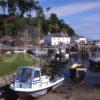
[32,47,47,56]
[10,66,64,97]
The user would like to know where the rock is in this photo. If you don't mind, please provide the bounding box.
[0,74,13,87]
[38,93,67,100]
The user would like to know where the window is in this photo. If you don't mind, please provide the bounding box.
[33,70,41,82]
[34,70,40,78]
[16,68,32,82]
[41,69,46,76]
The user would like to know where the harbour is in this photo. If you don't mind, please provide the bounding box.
[0,0,100,99]
[0,42,100,100]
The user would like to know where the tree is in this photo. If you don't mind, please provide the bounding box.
[58,19,66,32]
[41,19,49,35]
[33,1,45,18]
[0,0,75,40]
[67,27,75,36]
[0,0,7,14]
[16,0,35,17]
[49,13,59,24]
[32,1,46,39]
[49,13,59,33]
[7,0,17,16]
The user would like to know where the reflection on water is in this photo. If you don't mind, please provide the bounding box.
[57,51,100,86]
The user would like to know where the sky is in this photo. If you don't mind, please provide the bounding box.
[39,0,100,40]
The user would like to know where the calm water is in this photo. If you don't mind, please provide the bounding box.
[58,51,100,86]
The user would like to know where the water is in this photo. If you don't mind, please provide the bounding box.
[0,51,100,100]
[57,51,100,86]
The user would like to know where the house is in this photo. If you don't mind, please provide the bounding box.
[44,33,71,46]
[75,36,87,44]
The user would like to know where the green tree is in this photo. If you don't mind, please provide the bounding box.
[0,0,7,14]
[41,19,49,35]
[58,19,67,32]
[48,13,75,36]
[7,0,17,15]
[16,0,35,17]
[49,13,59,33]
[67,27,75,36]
[3,22,13,36]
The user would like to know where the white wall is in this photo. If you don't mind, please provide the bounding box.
[79,38,87,43]
[75,38,87,44]
[51,37,71,45]
[63,37,70,44]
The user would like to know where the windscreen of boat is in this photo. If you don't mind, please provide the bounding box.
[16,68,32,82]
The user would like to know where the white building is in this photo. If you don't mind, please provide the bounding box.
[44,33,71,46]
[75,36,87,44]
[51,37,70,45]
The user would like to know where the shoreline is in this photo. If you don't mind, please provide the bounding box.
[38,82,100,100]
[0,81,100,100]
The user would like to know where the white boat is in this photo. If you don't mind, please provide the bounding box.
[10,66,64,97]
[64,53,69,60]
[32,47,47,56]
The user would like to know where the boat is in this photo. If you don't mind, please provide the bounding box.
[89,57,100,72]
[95,41,100,47]
[70,63,86,82]
[10,66,64,97]
[32,47,47,56]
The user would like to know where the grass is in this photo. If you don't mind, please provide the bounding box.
[0,53,38,76]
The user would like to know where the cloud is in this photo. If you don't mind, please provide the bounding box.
[63,9,100,40]
[50,1,100,17]
[71,21,100,39]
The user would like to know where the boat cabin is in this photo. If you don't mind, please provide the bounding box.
[14,67,48,88]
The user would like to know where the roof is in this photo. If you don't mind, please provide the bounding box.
[49,33,68,37]
[19,66,42,70]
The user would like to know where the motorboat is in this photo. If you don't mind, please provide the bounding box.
[32,47,47,56]
[10,66,64,97]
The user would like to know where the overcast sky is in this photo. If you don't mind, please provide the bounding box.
[39,0,100,40]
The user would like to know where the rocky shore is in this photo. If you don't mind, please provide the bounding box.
[38,82,100,100]
[0,80,100,100]
[0,69,100,99]
[0,74,13,88]
[0,74,19,100]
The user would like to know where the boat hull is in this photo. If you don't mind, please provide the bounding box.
[10,78,64,97]
[17,89,47,97]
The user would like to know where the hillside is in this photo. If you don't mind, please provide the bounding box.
[0,0,75,45]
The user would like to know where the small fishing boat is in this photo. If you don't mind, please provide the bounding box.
[10,66,64,97]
